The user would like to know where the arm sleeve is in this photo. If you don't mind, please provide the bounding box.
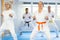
[45,11,49,20]
[23,14,25,19]
[12,10,17,19]
[2,11,4,15]
[32,12,36,20]
[52,12,55,18]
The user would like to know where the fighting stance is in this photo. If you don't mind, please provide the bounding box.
[30,1,51,40]
[48,6,59,38]
[0,2,17,40]
[23,8,32,27]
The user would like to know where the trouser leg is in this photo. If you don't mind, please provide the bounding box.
[43,24,51,40]
[9,28,17,40]
[30,25,38,40]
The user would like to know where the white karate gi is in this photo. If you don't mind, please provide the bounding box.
[0,9,17,40]
[30,9,51,40]
[48,12,59,37]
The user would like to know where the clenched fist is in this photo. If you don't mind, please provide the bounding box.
[45,16,48,20]
[9,14,13,17]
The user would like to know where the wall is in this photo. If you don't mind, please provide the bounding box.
[0,0,1,26]
[18,0,60,2]
[1,0,60,32]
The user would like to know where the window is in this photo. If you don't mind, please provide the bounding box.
[17,4,31,20]
[22,4,31,14]
[57,5,60,18]
[0,0,1,26]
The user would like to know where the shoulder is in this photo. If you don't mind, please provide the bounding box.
[43,9,48,13]
[2,10,6,14]
[51,11,55,15]
[9,9,15,13]
[43,9,48,15]
[23,13,26,16]
[3,10,6,12]
[50,11,54,13]
[28,13,31,16]
[33,11,38,15]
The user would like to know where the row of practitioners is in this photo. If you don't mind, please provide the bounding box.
[23,1,59,40]
[0,1,59,40]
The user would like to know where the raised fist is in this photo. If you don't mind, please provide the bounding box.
[9,14,13,17]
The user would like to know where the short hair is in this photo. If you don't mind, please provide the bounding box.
[5,2,11,8]
[25,8,28,10]
[38,1,44,7]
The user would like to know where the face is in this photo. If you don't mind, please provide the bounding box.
[38,2,44,9]
[48,6,51,13]
[25,9,28,13]
[5,3,11,9]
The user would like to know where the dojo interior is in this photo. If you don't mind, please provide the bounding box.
[0,0,60,40]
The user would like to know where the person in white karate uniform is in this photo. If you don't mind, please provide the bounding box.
[0,2,17,40]
[23,8,32,27]
[48,6,59,38]
[30,1,51,40]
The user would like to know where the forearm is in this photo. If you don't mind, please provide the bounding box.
[1,14,3,16]
[9,14,13,17]
[45,16,49,20]
[23,16,25,19]
[33,16,36,20]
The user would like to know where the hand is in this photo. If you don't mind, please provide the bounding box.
[29,16,31,19]
[23,16,25,19]
[1,14,3,16]
[45,16,48,20]
[9,14,13,17]
[33,16,36,20]
[52,15,54,18]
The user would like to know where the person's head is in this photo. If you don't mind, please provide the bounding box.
[38,1,44,10]
[25,8,28,14]
[48,6,51,13]
[5,2,11,10]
